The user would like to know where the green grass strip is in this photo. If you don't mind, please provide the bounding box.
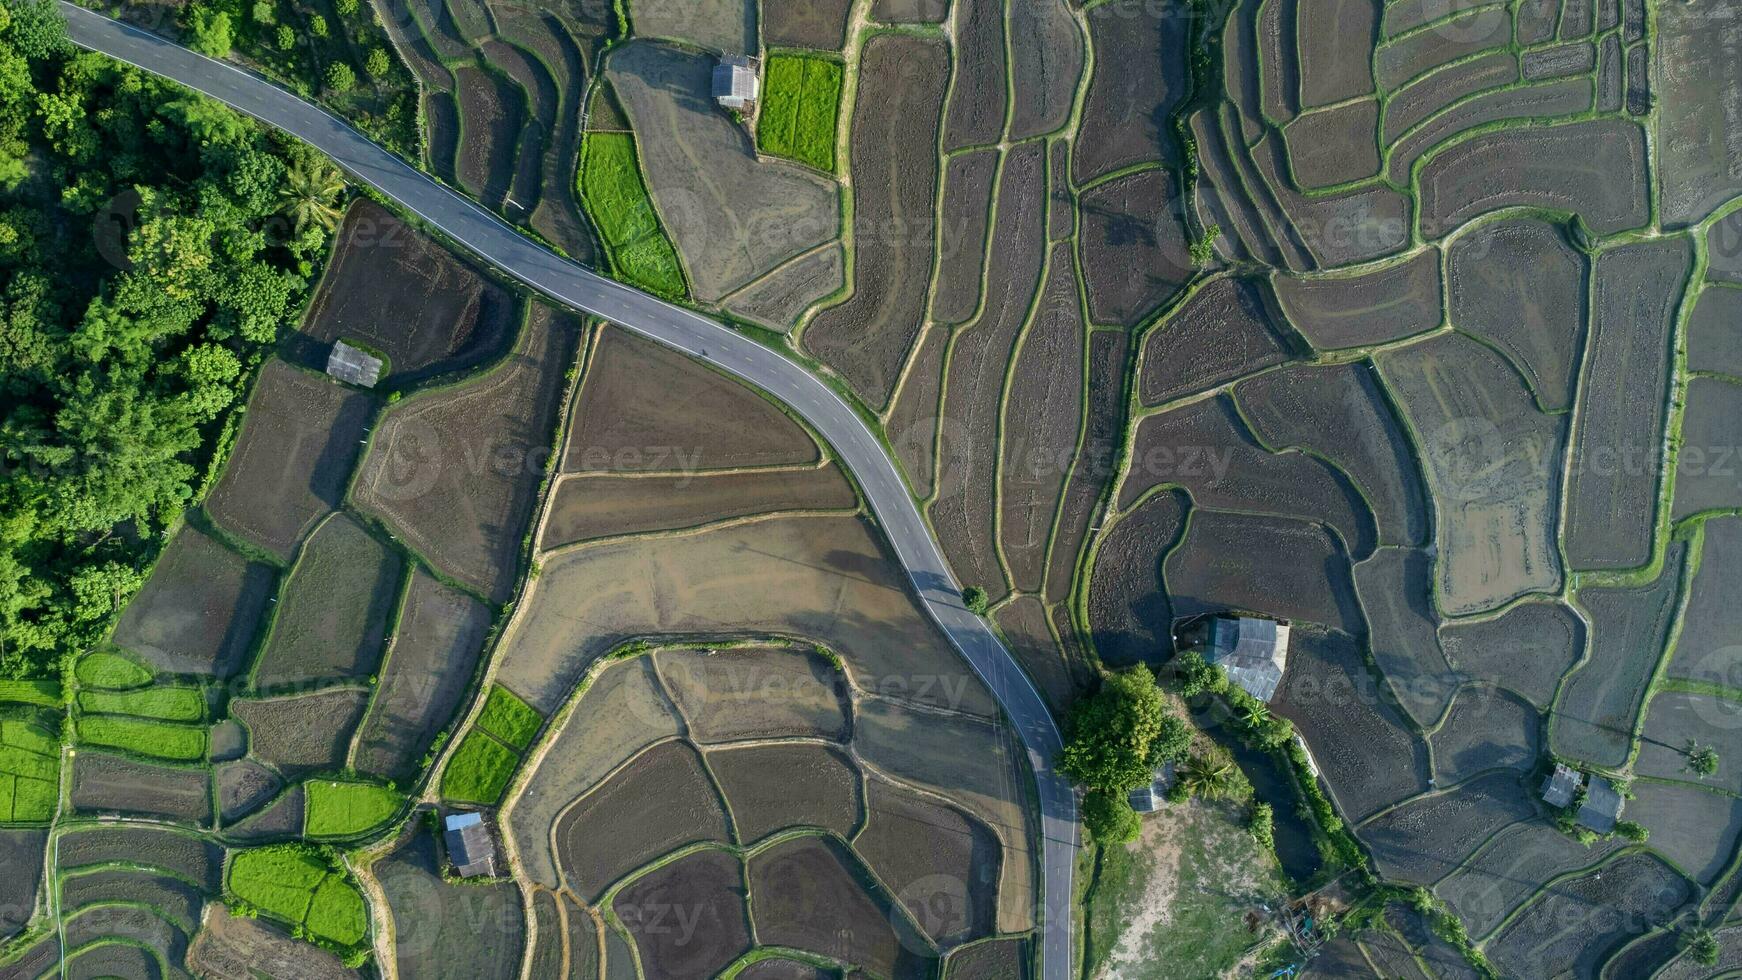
[0,680,60,708]
[74,716,207,762]
[75,651,153,691]
[76,687,205,723]
[757,53,842,173]
[440,729,520,805]
[577,132,687,298]
[474,685,542,751]
[305,779,404,839]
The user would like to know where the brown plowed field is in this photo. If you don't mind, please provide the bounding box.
[655,646,849,743]
[857,777,1001,947]
[1272,249,1441,350]
[931,148,998,326]
[886,325,949,499]
[540,464,856,549]
[762,0,851,48]
[1417,119,1649,239]
[352,568,491,782]
[111,525,274,679]
[189,903,361,980]
[993,595,1081,717]
[296,201,518,385]
[1006,0,1082,140]
[495,515,996,718]
[252,513,403,689]
[707,742,861,843]
[1045,330,1129,605]
[231,688,371,778]
[70,751,211,825]
[1296,0,1378,106]
[615,849,751,979]
[1447,217,1587,412]
[1079,169,1193,326]
[802,34,949,409]
[722,244,845,332]
[1438,601,1582,709]
[1137,277,1291,407]
[929,145,1049,604]
[1353,548,1458,728]
[553,741,731,900]
[748,836,937,978]
[1118,396,1372,556]
[1164,509,1362,632]
[1283,100,1380,189]
[453,66,525,209]
[204,360,375,560]
[1234,362,1430,548]
[565,328,818,473]
[354,304,579,601]
[1074,0,1187,180]
[942,0,1007,150]
[999,249,1084,594]
[1087,489,1187,667]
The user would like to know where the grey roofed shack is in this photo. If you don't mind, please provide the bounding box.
[326,340,383,388]
[444,811,497,877]
[1541,763,1585,809]
[713,55,759,110]
[1128,762,1176,814]
[1577,776,1624,834]
[1208,616,1291,702]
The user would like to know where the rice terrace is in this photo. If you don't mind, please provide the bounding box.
[2,0,1741,976]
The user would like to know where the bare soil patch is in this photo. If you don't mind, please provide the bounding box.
[748,835,937,978]
[1080,169,1193,327]
[1687,286,1742,377]
[931,147,998,326]
[708,741,861,844]
[111,525,274,679]
[1000,250,1085,592]
[353,568,491,782]
[1297,0,1378,106]
[1164,509,1361,631]
[1485,852,1690,979]
[1447,217,1586,412]
[354,304,578,601]
[1354,548,1458,728]
[1275,628,1430,822]
[1283,100,1380,188]
[232,688,371,778]
[1668,517,1742,688]
[858,777,1000,947]
[1429,686,1538,785]
[453,66,525,209]
[378,825,523,980]
[630,0,753,53]
[616,849,751,978]
[930,147,1049,605]
[1553,544,1688,768]
[216,758,283,823]
[1273,249,1441,350]
[1438,601,1582,709]
[70,751,211,825]
[762,0,851,48]
[1137,277,1291,406]
[1672,376,1742,519]
[294,199,517,384]
[540,464,855,549]
[1418,119,1649,239]
[1006,0,1081,140]
[553,741,731,900]
[723,244,845,332]
[0,829,44,940]
[205,360,376,559]
[942,0,1007,149]
[564,327,818,473]
[1074,0,1187,180]
[252,514,403,689]
[1087,490,1187,667]
[654,645,849,743]
[1046,329,1131,604]
[803,34,949,409]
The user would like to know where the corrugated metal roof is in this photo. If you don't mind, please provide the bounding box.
[326,340,382,388]
[1577,777,1623,833]
[1209,617,1289,702]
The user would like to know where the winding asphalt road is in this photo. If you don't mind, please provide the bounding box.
[63,4,1080,975]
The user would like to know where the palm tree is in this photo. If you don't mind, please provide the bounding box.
[1179,753,1241,801]
[279,158,346,233]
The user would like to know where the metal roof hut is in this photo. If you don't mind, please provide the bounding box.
[1578,776,1625,834]
[1208,616,1291,702]
[1540,763,1585,809]
[713,55,759,111]
[444,811,497,878]
[1128,762,1176,814]
[326,340,383,388]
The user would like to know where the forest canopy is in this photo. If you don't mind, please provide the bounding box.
[0,0,342,675]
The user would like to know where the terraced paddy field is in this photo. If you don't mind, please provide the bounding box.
[18,0,1742,976]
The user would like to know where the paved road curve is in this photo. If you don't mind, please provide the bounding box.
[63,4,1080,974]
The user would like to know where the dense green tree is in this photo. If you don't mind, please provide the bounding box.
[365,47,390,77]
[187,6,233,58]
[308,13,328,37]
[334,0,358,16]
[1178,752,1246,801]
[0,0,70,60]
[960,585,988,615]
[1059,667,1188,793]
[279,155,345,232]
[1687,741,1719,778]
[275,24,295,50]
[0,1,333,675]
[325,61,355,92]
[1684,929,1720,967]
[1082,789,1141,845]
